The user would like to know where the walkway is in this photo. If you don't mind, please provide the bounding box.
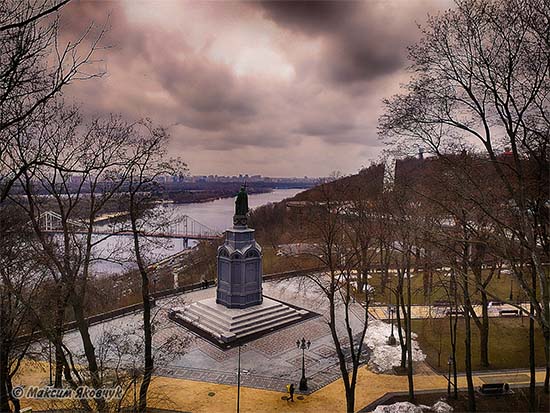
[369,303,530,320]
[16,363,545,413]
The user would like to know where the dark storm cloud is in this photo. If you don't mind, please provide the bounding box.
[256,0,359,34]
[154,52,258,130]
[255,0,420,83]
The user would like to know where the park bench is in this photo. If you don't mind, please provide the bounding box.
[445,309,463,316]
[499,309,519,317]
[479,382,511,395]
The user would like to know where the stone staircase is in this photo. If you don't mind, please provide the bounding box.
[172,297,307,342]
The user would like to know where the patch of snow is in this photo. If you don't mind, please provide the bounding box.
[373,401,453,413]
[351,281,375,292]
[373,401,422,413]
[431,401,453,412]
[365,319,426,373]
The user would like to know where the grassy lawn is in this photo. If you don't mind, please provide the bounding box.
[366,269,534,306]
[412,318,546,372]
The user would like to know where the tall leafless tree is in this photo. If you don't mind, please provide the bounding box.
[0,0,106,201]
[380,0,550,395]
[296,181,372,413]
[122,120,186,413]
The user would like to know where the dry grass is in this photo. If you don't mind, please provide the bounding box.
[412,318,547,372]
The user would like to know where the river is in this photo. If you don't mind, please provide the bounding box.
[170,188,302,232]
[93,188,303,275]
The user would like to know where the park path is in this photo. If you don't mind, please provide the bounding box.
[16,361,545,413]
[369,303,530,320]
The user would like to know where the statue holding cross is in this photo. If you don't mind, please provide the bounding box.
[235,185,249,216]
[233,184,249,226]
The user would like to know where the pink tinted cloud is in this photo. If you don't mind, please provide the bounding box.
[58,0,452,176]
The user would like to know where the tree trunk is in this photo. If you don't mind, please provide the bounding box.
[71,299,106,412]
[5,375,19,413]
[528,263,537,410]
[138,288,153,413]
[54,343,64,387]
[464,305,476,412]
[460,219,476,411]
[452,317,458,399]
[529,300,536,411]
[462,270,476,411]
[380,241,388,294]
[448,269,459,399]
[543,328,550,394]
[396,289,407,368]
[395,272,407,369]
[479,289,490,368]
[531,248,550,394]
[406,264,414,401]
[137,279,153,413]
[345,386,355,413]
[54,285,66,387]
[130,199,154,413]
[0,338,11,413]
[328,294,353,413]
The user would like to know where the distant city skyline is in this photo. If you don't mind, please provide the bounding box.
[59,0,454,177]
[184,173,323,180]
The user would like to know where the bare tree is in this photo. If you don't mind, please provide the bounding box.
[7,107,151,412]
[380,0,550,394]
[296,181,372,413]
[122,121,186,413]
[0,0,106,201]
[0,205,44,412]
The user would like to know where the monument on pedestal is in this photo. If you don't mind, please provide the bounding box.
[169,185,315,348]
[216,186,263,308]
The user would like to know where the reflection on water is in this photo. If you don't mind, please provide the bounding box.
[92,188,303,275]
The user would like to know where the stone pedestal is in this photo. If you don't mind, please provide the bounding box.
[216,222,262,308]
[171,297,309,344]
[169,198,315,348]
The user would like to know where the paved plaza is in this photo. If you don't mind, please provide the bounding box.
[61,275,369,394]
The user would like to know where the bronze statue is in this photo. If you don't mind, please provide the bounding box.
[235,185,249,216]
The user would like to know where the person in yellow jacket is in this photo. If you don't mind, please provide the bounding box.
[286,383,295,402]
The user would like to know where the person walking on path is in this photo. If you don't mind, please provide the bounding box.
[289,383,295,402]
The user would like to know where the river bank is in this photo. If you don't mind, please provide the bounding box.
[166,186,273,204]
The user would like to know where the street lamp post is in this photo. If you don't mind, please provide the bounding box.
[237,345,241,413]
[296,337,311,391]
[387,306,396,345]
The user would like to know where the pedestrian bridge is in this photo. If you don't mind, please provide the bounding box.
[37,210,221,241]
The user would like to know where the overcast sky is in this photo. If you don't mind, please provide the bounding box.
[60,0,453,177]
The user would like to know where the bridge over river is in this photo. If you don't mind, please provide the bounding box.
[38,210,222,244]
